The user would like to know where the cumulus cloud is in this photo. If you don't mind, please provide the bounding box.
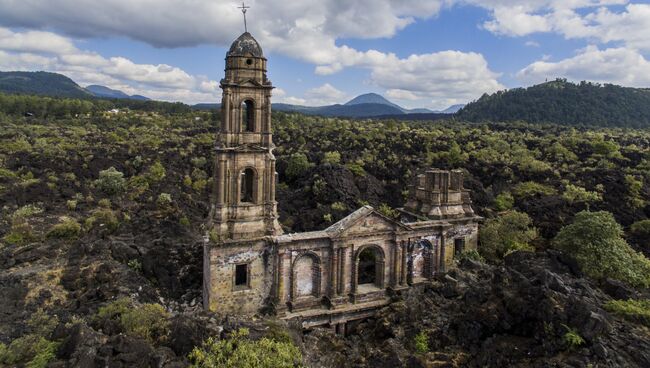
[6,1,645,107]
[517,45,650,86]
[0,27,220,103]
[370,51,504,109]
[304,83,347,105]
[468,1,650,52]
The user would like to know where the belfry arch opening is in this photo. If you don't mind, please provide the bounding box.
[242,100,255,132]
[357,246,383,288]
[240,168,255,203]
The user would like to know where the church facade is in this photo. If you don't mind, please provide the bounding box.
[203,32,481,328]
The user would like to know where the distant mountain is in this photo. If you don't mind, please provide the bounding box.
[439,104,464,114]
[345,93,403,110]
[85,85,150,101]
[345,93,435,114]
[0,71,151,101]
[193,93,441,118]
[457,79,650,127]
[0,71,92,98]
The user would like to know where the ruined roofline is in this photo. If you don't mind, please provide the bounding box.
[275,205,413,243]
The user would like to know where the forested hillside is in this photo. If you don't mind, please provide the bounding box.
[1,94,650,367]
[457,79,650,127]
[0,71,92,99]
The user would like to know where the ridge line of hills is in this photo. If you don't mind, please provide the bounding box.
[2,71,650,127]
[0,71,459,118]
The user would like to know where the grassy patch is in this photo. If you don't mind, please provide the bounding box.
[604,299,650,327]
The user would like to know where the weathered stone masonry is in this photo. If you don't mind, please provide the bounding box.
[204,32,481,328]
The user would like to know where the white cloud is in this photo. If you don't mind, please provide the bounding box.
[386,89,419,101]
[304,83,346,105]
[483,6,551,36]
[6,1,646,108]
[517,45,650,86]
[370,51,504,109]
[0,27,220,103]
[467,1,650,52]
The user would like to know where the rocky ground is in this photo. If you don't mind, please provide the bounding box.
[3,235,649,367]
[2,114,650,367]
[303,251,650,368]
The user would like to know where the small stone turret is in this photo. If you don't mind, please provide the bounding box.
[403,169,475,220]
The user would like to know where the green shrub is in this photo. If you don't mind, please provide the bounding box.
[157,193,172,208]
[96,298,132,321]
[146,161,166,184]
[47,217,81,239]
[414,331,429,354]
[96,299,170,343]
[562,325,584,350]
[553,211,650,288]
[66,200,77,211]
[189,328,303,368]
[285,153,313,180]
[604,299,650,327]
[331,202,347,212]
[494,192,514,211]
[377,203,398,219]
[85,208,120,232]
[479,211,537,261]
[323,213,333,223]
[0,335,59,368]
[562,184,602,205]
[121,303,170,343]
[630,219,650,239]
[0,311,60,368]
[98,198,111,208]
[191,157,207,167]
[95,167,126,195]
[12,204,44,220]
[180,216,191,227]
[512,181,557,199]
[458,249,485,263]
[322,151,341,165]
[345,162,366,177]
[3,221,38,246]
[128,259,142,272]
[127,174,150,199]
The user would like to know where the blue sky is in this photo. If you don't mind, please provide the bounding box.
[0,1,649,110]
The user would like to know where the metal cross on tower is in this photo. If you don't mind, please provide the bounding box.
[238,2,250,32]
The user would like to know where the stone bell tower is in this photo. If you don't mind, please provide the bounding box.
[208,32,282,241]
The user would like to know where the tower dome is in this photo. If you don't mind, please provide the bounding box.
[227,32,264,58]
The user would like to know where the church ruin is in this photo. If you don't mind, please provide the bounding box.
[203,31,481,329]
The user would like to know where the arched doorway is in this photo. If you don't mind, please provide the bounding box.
[241,100,255,132]
[240,168,255,203]
[355,246,384,291]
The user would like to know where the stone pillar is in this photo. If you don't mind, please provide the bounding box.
[330,244,339,298]
[337,247,346,294]
[270,160,276,202]
[217,159,226,205]
[400,240,407,286]
[440,233,446,273]
[350,246,357,296]
[276,251,285,305]
[391,241,398,287]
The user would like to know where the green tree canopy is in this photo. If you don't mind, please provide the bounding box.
[553,211,650,288]
[479,211,538,262]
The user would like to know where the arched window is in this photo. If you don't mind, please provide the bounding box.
[242,100,255,132]
[240,168,255,203]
